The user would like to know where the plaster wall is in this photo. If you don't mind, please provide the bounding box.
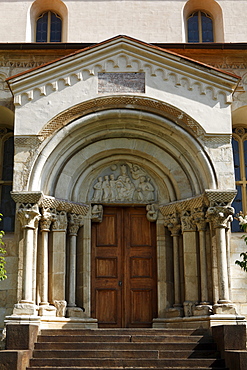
[0,0,247,43]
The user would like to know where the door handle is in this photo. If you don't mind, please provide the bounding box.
[118,281,122,287]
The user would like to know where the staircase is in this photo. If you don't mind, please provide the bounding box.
[26,328,228,370]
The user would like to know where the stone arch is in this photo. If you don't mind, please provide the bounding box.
[28,108,217,204]
[38,95,205,140]
[183,0,224,42]
[0,106,14,128]
[232,105,247,126]
[27,0,68,42]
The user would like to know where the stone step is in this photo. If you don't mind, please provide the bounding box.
[27,368,229,370]
[26,368,229,370]
[29,358,226,368]
[32,349,220,359]
[40,328,207,336]
[37,334,211,343]
[34,341,217,351]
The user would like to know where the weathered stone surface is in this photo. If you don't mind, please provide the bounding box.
[212,325,247,353]
[0,350,30,370]
[6,324,38,350]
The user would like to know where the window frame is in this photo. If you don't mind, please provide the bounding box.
[187,10,214,43]
[233,128,247,213]
[35,10,62,43]
[0,127,14,232]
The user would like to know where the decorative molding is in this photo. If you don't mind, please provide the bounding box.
[160,190,237,218]
[41,195,89,215]
[11,192,89,216]
[205,189,237,207]
[90,162,156,204]
[38,95,205,140]
[202,135,232,147]
[11,50,233,107]
[160,194,205,216]
[11,191,43,204]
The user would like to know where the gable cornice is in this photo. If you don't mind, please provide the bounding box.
[7,36,239,107]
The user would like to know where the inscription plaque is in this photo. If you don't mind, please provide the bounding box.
[98,72,145,93]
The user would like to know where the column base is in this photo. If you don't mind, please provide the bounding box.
[193,304,213,316]
[213,303,237,315]
[12,303,38,316]
[38,305,57,317]
[66,307,86,318]
[165,306,183,318]
[183,301,197,317]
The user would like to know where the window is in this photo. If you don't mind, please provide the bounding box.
[0,127,15,232]
[232,127,247,232]
[36,11,62,42]
[187,11,214,43]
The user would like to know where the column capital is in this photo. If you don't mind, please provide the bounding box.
[68,213,84,236]
[192,207,207,231]
[164,212,181,236]
[206,206,234,229]
[17,203,40,229]
[40,208,56,232]
[52,210,68,231]
[181,210,196,232]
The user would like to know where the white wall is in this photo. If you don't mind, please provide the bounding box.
[0,0,247,43]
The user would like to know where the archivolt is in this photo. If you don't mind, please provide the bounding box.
[38,95,205,140]
[29,108,217,203]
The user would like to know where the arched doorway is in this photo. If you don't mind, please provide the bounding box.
[25,100,218,326]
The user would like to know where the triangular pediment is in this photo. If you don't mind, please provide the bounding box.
[7,35,238,107]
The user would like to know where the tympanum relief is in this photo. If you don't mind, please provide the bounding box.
[90,163,157,204]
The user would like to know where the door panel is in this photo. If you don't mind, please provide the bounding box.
[91,207,157,327]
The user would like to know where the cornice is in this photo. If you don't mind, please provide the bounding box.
[6,39,237,107]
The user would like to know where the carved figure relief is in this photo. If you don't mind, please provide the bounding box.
[90,163,157,203]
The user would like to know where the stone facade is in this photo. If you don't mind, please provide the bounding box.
[1,0,247,331]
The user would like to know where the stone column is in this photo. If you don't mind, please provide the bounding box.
[49,211,68,315]
[67,213,85,318]
[206,206,236,314]
[14,203,40,315]
[38,208,56,316]
[164,212,183,317]
[193,208,211,316]
[181,210,199,317]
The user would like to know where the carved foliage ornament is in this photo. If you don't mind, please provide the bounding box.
[90,163,157,204]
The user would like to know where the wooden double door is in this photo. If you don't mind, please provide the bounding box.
[91,206,157,328]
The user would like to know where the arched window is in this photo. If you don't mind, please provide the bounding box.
[232,127,247,232]
[0,127,15,232]
[187,11,214,43]
[36,11,62,42]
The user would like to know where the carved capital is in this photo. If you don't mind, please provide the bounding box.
[17,203,41,229]
[40,208,56,232]
[52,211,68,231]
[164,212,181,236]
[146,204,158,222]
[68,213,84,236]
[192,207,207,231]
[91,204,103,223]
[181,211,196,232]
[206,206,234,229]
